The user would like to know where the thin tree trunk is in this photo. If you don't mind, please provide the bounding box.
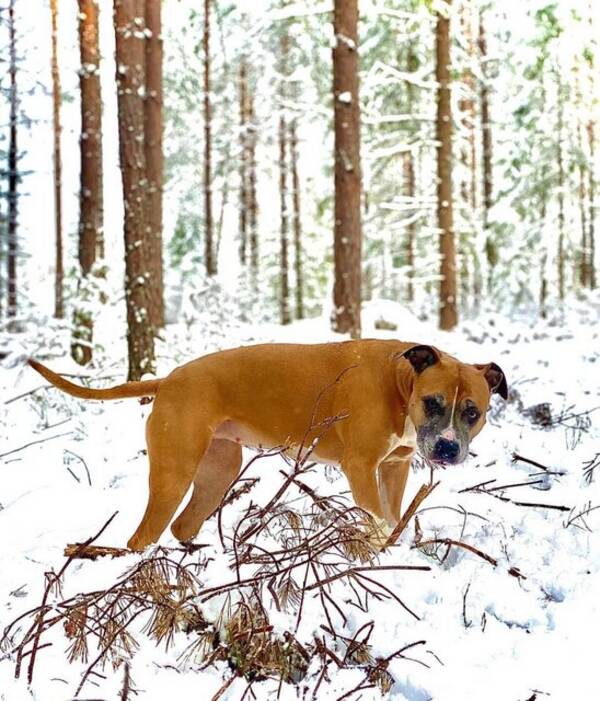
[332,0,362,338]
[479,12,495,290]
[248,91,258,279]
[540,201,548,319]
[50,0,63,319]
[436,3,457,331]
[290,117,303,319]
[239,59,248,266]
[203,0,215,276]
[114,0,155,381]
[145,0,164,328]
[405,44,418,304]
[557,67,565,301]
[403,150,415,303]
[7,0,18,319]
[588,119,596,290]
[72,0,103,365]
[278,33,291,326]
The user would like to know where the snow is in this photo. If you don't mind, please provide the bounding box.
[1,297,600,699]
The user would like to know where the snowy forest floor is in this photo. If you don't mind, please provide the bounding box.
[1,295,599,701]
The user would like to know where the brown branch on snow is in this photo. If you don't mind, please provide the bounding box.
[413,538,526,580]
[382,480,440,550]
[512,452,565,476]
[63,544,132,560]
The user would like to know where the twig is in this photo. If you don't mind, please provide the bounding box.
[382,481,440,550]
[0,431,73,460]
[63,544,132,560]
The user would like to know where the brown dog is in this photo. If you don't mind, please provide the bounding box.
[28,341,506,550]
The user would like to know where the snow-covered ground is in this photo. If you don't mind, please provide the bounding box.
[1,297,599,700]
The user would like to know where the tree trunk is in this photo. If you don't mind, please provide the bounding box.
[557,67,565,302]
[479,12,495,290]
[239,59,248,266]
[248,91,258,279]
[403,150,415,303]
[72,0,103,365]
[436,3,457,331]
[588,120,596,290]
[7,0,18,319]
[50,0,63,319]
[332,0,362,338]
[144,0,164,328]
[278,32,291,326]
[405,44,418,304]
[114,0,155,381]
[203,0,215,276]
[290,117,303,319]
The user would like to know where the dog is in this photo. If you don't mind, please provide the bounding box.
[28,341,507,550]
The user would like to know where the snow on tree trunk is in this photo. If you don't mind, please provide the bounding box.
[203,0,215,276]
[7,0,18,319]
[114,0,155,381]
[50,0,63,319]
[436,2,457,331]
[72,0,104,365]
[144,0,165,328]
[332,0,362,339]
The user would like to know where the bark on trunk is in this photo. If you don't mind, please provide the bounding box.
[290,117,303,319]
[403,150,415,303]
[72,0,104,365]
[405,44,418,303]
[436,3,457,331]
[114,0,155,380]
[248,91,258,279]
[557,68,565,301]
[144,0,164,328]
[479,13,495,290]
[203,0,215,276]
[239,59,248,266]
[7,0,18,318]
[332,0,362,338]
[588,119,596,290]
[278,33,291,326]
[50,0,63,319]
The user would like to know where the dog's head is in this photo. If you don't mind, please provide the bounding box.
[397,344,507,466]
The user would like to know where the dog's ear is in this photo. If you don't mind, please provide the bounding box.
[475,362,508,400]
[400,345,440,374]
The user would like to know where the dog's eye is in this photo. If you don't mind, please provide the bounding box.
[463,406,480,426]
[423,396,444,417]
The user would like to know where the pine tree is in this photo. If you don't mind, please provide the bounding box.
[332,0,362,338]
[114,0,155,380]
[278,32,291,326]
[436,1,457,331]
[203,0,215,276]
[7,0,18,319]
[72,0,104,365]
[50,0,63,319]
[145,0,165,328]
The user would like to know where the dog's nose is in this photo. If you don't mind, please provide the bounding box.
[433,438,460,463]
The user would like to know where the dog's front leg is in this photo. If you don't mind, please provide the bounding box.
[378,447,414,527]
[341,451,386,521]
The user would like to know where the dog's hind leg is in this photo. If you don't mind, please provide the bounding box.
[170,438,242,543]
[127,406,215,551]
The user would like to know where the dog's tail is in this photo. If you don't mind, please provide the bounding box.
[28,358,161,401]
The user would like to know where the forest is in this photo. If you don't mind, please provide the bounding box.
[0,1,599,700]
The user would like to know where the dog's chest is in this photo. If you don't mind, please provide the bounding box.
[391,416,417,450]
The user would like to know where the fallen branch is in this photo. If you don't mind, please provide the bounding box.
[382,481,440,550]
[0,431,73,460]
[413,538,526,580]
[63,544,132,560]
